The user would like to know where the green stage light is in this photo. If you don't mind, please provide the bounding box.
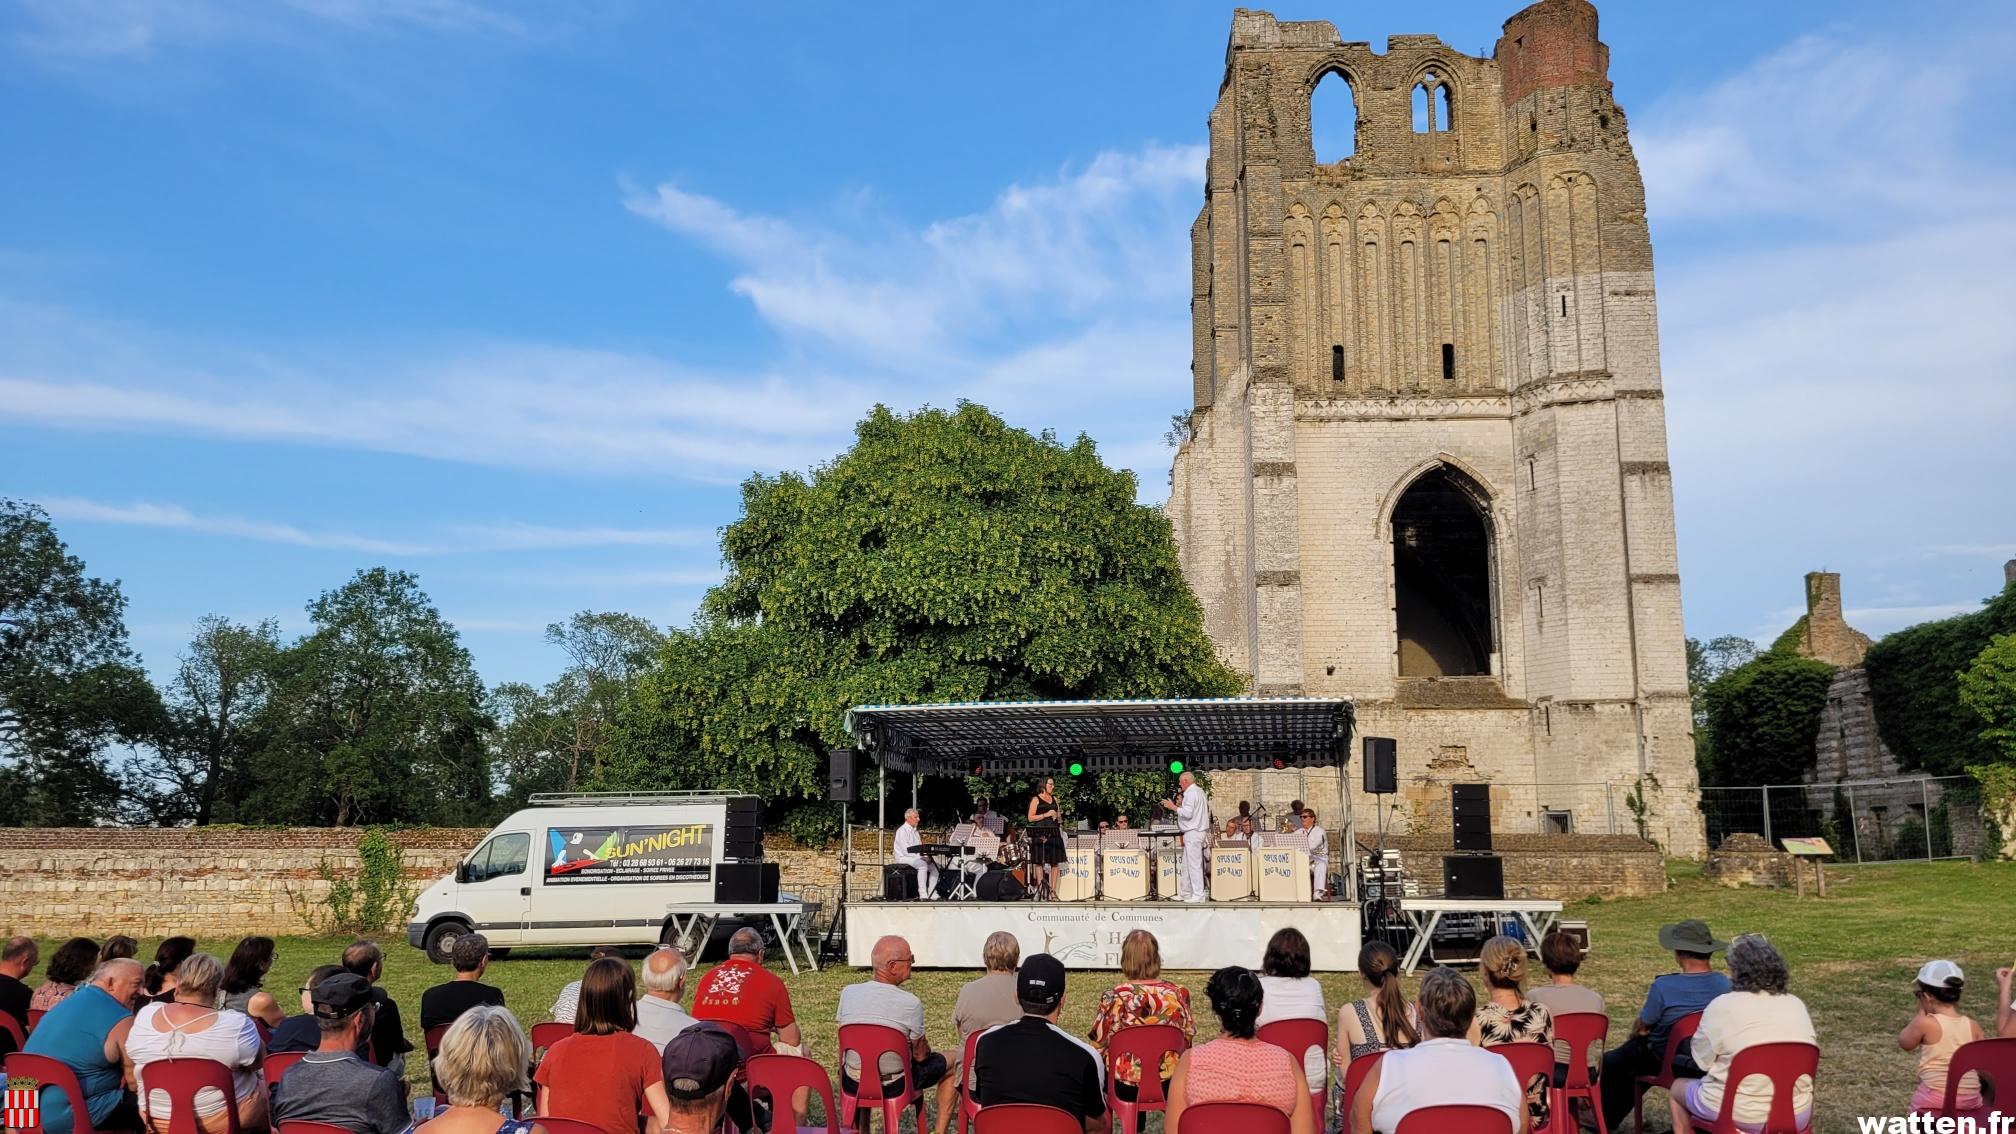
[1068,761,1085,777]
[1168,759,1185,774]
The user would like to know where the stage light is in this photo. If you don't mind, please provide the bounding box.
[1168,759,1184,774]
[1068,761,1085,777]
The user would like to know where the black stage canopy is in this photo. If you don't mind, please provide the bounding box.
[843,696,1355,777]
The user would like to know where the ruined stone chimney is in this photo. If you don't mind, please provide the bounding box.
[2005,558,2016,588]
[1797,571,1874,667]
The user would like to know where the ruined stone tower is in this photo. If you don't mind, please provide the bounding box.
[1167,0,1704,855]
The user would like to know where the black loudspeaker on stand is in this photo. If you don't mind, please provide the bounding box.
[1443,854,1504,900]
[827,748,858,802]
[716,861,780,904]
[1363,737,1397,794]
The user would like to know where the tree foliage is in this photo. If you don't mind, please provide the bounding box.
[1697,652,1837,787]
[125,616,282,825]
[491,612,665,806]
[601,403,1244,814]
[1865,583,2016,775]
[0,499,163,825]
[1959,632,2016,763]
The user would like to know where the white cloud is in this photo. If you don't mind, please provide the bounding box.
[36,496,712,556]
[8,0,525,60]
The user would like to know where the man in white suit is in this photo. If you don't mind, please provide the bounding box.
[1301,809,1330,899]
[1160,771,1210,903]
[892,808,938,899]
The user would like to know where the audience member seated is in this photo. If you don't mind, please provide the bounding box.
[21,958,146,1134]
[125,951,267,1134]
[345,939,415,1071]
[1167,967,1313,1134]
[417,1004,543,1134]
[271,972,410,1134]
[1353,966,1525,1134]
[550,946,625,1024]
[535,956,671,1134]
[99,936,140,966]
[270,964,347,1054]
[421,933,508,1031]
[635,946,699,1052]
[1598,919,1732,1130]
[932,932,1026,1134]
[1,935,40,1053]
[1256,927,1328,1092]
[221,936,286,1029]
[692,928,803,1057]
[144,936,196,1005]
[32,937,99,1013]
[838,935,948,1101]
[1900,960,1983,1114]
[972,954,1105,1134]
[1337,941,1420,1067]
[1472,935,1554,1130]
[1088,930,1194,1103]
[658,1024,743,1134]
[1998,962,2015,1039]
[1525,929,1604,1085]
[1669,934,1814,1133]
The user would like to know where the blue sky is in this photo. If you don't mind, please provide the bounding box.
[4,0,2014,692]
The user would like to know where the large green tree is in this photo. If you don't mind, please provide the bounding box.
[1959,632,2016,762]
[0,499,163,825]
[1865,584,2016,775]
[249,568,494,825]
[490,611,665,806]
[1697,652,1838,787]
[600,403,1244,818]
[125,615,282,825]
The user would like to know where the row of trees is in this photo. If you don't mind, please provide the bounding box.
[1,403,1242,831]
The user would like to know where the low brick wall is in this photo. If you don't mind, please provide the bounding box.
[1359,832,1666,899]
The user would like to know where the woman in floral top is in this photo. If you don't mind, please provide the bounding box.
[1471,934,1554,1129]
[1089,930,1194,1098]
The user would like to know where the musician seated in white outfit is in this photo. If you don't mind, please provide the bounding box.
[892,809,939,899]
[1301,809,1329,898]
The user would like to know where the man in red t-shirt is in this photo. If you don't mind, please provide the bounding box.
[692,927,801,1056]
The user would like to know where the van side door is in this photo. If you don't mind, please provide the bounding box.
[460,831,531,944]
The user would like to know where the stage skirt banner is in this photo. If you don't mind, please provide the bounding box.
[847,900,1363,970]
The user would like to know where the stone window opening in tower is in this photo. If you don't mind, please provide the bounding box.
[1411,83,1431,134]
[1332,344,1345,381]
[1311,69,1357,162]
[1436,83,1454,133]
[1559,293,1568,317]
[1441,343,1455,381]
[1392,466,1496,678]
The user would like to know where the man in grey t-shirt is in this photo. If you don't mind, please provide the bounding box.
[273,973,412,1134]
[838,936,946,1095]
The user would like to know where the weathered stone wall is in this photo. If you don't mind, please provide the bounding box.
[1359,832,1664,899]
[1165,0,1705,857]
[1702,832,1794,888]
[0,828,877,938]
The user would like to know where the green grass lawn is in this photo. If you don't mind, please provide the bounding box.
[30,857,2015,1132]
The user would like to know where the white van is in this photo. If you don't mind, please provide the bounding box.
[406,791,748,963]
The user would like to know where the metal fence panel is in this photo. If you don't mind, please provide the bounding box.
[1698,775,1983,863]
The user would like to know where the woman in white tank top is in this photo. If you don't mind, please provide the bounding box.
[122,952,267,1134]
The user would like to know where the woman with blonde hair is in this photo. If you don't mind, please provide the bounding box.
[123,952,267,1134]
[1472,934,1553,1130]
[419,1005,546,1134]
[1089,930,1195,1103]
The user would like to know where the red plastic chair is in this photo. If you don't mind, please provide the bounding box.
[263,1050,308,1092]
[1179,1101,1292,1134]
[746,1053,840,1134]
[956,1029,984,1134]
[1103,1023,1189,1134]
[974,1103,1082,1134]
[1933,1036,2016,1119]
[1491,1041,1555,1129]
[0,1012,24,1051]
[1634,1011,1704,1134]
[140,1057,243,1134]
[1552,1012,1611,1134]
[1681,1041,1818,1134]
[835,1023,925,1134]
[276,1123,354,1134]
[529,1120,607,1134]
[253,1018,272,1048]
[530,1021,572,1065]
[1339,1051,1384,1127]
[7,1051,112,1134]
[424,1023,451,1105]
[27,1008,47,1034]
[1258,1018,1329,1126]
[1394,1103,1515,1133]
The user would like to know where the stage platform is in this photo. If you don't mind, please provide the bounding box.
[846,899,1362,970]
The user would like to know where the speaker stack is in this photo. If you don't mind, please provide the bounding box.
[1444,783,1504,900]
[713,795,779,904]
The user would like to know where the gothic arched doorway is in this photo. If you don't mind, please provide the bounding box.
[1391,465,1495,677]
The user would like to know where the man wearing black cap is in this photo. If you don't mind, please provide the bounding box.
[1598,919,1732,1129]
[660,1023,742,1134]
[271,973,412,1134]
[972,954,1106,1134]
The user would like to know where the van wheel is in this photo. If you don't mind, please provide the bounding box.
[424,920,469,965]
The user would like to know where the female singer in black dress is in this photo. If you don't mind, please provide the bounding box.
[1026,776,1065,899]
